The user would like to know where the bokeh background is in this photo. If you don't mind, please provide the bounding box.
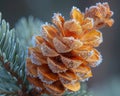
[0,0,119,96]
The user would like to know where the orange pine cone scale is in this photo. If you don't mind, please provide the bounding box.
[26,2,114,96]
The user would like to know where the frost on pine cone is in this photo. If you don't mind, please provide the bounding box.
[26,2,114,96]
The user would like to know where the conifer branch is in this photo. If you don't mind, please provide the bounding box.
[0,13,28,96]
[0,91,17,95]
[0,56,27,95]
[15,16,43,49]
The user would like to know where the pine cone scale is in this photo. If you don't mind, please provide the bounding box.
[59,70,78,84]
[26,58,38,77]
[63,81,80,91]
[27,76,44,90]
[53,37,72,53]
[40,43,59,57]
[28,47,47,65]
[61,55,82,68]
[47,57,67,73]
[37,64,59,84]
[43,81,65,96]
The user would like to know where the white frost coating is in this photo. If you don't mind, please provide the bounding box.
[86,2,109,13]
[38,72,54,85]
[42,22,56,29]
[66,36,74,40]
[31,35,39,47]
[35,86,42,91]
[96,2,108,6]
[64,19,82,33]
[61,56,82,68]
[92,35,103,47]
[59,77,69,84]
[87,5,98,11]
[93,50,102,67]
[41,22,49,38]
[53,37,71,53]
[52,12,64,20]
[45,87,59,95]
[32,85,42,92]
[85,17,94,25]
[48,63,59,73]
[47,58,67,73]
[87,51,103,67]
[26,71,37,78]
[96,53,102,66]
[37,70,54,84]
[66,19,80,25]
[42,22,49,27]
[30,53,41,65]
[71,6,81,13]
[59,77,77,85]
[40,43,58,57]
[64,37,83,49]
[89,50,94,57]
[79,50,94,59]
[85,7,88,12]
[81,78,89,82]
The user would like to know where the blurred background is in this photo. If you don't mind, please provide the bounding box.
[0,0,119,96]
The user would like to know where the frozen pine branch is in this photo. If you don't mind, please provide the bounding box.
[15,16,43,49]
[0,13,27,96]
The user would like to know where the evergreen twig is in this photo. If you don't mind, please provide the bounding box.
[0,13,28,96]
[0,91,17,95]
[0,56,27,96]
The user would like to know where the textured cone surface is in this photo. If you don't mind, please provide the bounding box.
[85,2,114,28]
[26,2,114,96]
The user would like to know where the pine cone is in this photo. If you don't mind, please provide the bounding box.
[85,2,114,29]
[26,3,114,96]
